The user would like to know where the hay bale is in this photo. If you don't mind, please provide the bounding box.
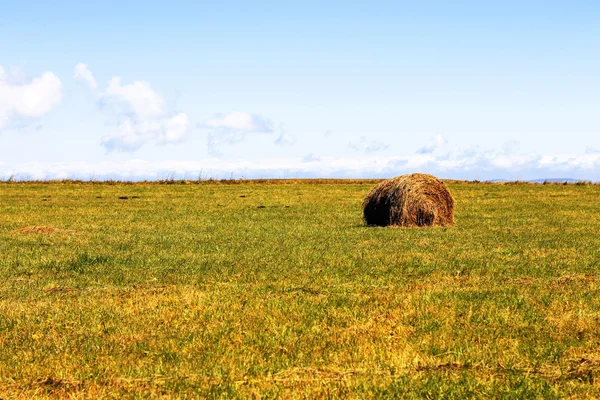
[363,173,455,227]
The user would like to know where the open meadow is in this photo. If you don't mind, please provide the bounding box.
[1,180,600,398]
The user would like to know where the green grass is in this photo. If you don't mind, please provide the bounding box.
[1,180,600,398]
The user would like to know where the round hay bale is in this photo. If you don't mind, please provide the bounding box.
[363,173,455,227]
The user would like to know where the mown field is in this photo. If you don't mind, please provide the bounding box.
[1,180,600,398]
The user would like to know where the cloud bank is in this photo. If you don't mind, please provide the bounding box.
[0,66,62,130]
[3,148,600,181]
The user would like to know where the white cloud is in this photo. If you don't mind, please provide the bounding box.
[274,124,295,146]
[275,132,296,146]
[585,145,599,154]
[74,63,189,152]
[0,66,62,129]
[101,120,150,152]
[200,111,275,156]
[105,77,164,119]
[1,67,26,84]
[73,63,97,90]
[202,111,273,133]
[302,154,320,162]
[417,134,447,154]
[160,113,189,143]
[101,113,190,152]
[348,136,389,153]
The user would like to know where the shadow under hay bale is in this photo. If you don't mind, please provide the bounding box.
[363,173,455,227]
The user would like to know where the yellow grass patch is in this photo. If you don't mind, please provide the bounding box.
[13,226,75,234]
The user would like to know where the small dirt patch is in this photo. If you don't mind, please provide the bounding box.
[44,286,78,294]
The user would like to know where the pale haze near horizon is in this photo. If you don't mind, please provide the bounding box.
[1,1,599,181]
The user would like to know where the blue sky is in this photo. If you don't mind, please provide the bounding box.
[1,1,599,180]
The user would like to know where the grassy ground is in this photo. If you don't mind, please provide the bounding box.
[1,180,600,398]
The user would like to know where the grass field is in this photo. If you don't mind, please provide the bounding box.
[1,180,600,398]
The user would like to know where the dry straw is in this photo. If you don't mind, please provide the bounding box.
[14,226,75,234]
[363,173,455,227]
